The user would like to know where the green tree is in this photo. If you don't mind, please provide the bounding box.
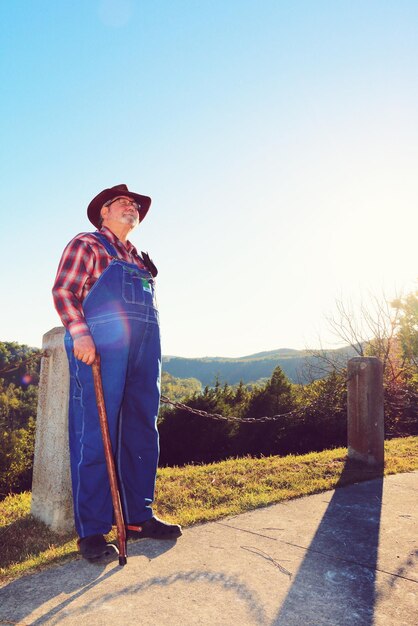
[233,367,297,457]
[0,382,38,430]
[0,341,41,388]
[246,366,294,419]
[0,416,36,497]
[294,370,347,451]
[392,290,418,369]
[161,371,201,402]
[0,340,40,498]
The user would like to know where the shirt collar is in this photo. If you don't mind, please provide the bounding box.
[99,226,137,255]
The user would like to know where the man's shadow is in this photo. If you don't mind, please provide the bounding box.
[273,459,384,626]
[0,534,175,625]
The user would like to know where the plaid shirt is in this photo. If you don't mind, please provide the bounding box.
[52,226,147,339]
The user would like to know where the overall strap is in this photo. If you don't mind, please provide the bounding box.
[92,231,158,277]
[91,232,119,258]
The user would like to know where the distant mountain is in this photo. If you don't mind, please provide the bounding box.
[162,346,358,386]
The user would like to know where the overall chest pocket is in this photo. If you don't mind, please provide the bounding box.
[122,267,147,304]
[122,266,157,307]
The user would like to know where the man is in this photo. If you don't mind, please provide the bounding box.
[53,184,181,561]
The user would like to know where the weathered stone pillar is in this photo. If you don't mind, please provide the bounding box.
[347,356,384,466]
[31,327,74,533]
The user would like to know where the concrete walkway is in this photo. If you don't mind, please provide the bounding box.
[1,471,417,626]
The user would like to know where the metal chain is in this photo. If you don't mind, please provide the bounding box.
[160,395,303,423]
[0,350,47,375]
[160,378,347,424]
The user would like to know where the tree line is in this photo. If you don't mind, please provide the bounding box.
[0,342,40,498]
[0,289,417,497]
[158,289,418,464]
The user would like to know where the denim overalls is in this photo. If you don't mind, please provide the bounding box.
[64,232,161,538]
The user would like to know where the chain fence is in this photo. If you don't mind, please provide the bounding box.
[0,350,47,375]
[1,349,347,424]
[159,395,305,423]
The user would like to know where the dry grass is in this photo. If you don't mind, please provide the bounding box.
[154,436,418,525]
[1,436,417,585]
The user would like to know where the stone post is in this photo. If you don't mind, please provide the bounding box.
[347,356,384,466]
[31,327,74,533]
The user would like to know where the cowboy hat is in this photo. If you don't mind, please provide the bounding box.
[87,184,152,228]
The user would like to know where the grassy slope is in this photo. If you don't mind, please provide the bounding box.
[1,436,417,585]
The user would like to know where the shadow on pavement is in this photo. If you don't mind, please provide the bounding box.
[1,537,270,625]
[273,460,384,626]
[33,569,269,626]
[0,539,176,625]
[0,555,116,624]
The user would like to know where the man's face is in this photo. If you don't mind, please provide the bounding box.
[101,196,140,227]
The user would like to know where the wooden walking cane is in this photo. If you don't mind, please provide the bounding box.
[91,354,128,566]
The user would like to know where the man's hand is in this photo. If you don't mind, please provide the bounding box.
[73,335,96,365]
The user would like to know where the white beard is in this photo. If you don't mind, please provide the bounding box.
[107,206,139,227]
[119,212,139,226]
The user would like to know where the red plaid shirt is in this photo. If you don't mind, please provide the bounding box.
[52,226,147,339]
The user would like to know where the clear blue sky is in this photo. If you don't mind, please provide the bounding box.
[1,1,417,357]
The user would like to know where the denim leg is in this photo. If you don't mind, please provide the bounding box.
[65,326,129,537]
[117,321,162,523]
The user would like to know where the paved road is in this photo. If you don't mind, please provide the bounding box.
[1,471,417,625]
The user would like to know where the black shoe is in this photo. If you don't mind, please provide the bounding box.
[127,516,182,540]
[77,534,118,560]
